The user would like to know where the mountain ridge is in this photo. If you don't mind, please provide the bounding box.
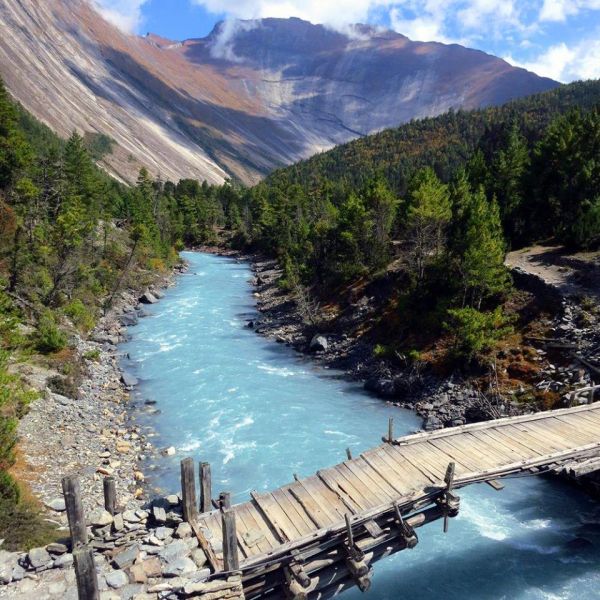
[0,0,559,184]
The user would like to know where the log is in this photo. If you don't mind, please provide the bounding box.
[103,477,116,516]
[62,475,88,549]
[222,507,239,572]
[199,462,212,514]
[73,547,99,600]
[180,458,198,523]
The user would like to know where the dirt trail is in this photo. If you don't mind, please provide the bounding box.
[506,245,600,299]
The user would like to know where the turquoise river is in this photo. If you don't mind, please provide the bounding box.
[121,252,600,599]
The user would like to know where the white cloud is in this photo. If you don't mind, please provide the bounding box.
[505,39,600,82]
[192,0,395,30]
[93,0,149,32]
[540,0,600,22]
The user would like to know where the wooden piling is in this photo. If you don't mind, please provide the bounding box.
[180,458,197,523]
[73,547,99,600]
[103,477,116,516]
[219,491,232,510]
[346,448,353,460]
[62,475,88,549]
[443,462,456,533]
[382,417,394,443]
[199,462,212,514]
[222,507,239,571]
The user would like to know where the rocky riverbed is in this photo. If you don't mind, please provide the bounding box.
[246,258,600,431]
[0,263,190,597]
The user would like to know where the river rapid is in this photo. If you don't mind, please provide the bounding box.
[122,252,600,600]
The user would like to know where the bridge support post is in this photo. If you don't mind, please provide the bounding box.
[393,503,418,549]
[343,513,372,591]
[284,560,312,600]
[222,507,239,572]
[181,458,198,523]
[199,461,212,514]
[440,462,460,533]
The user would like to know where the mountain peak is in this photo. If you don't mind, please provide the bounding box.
[0,0,559,185]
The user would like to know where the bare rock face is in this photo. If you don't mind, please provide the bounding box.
[0,2,558,185]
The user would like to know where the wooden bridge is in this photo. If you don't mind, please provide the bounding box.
[185,401,600,599]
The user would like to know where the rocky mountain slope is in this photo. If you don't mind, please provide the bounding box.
[0,0,558,184]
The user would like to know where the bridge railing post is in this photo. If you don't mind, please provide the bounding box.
[199,461,212,513]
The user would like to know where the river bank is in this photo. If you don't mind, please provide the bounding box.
[243,255,600,431]
[13,262,189,522]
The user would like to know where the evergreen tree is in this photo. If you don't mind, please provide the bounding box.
[405,168,451,283]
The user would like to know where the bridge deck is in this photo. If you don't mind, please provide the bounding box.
[198,402,600,571]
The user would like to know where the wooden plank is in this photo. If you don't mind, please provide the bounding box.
[317,469,363,514]
[374,444,434,488]
[251,491,297,542]
[359,452,407,495]
[385,444,442,484]
[483,428,538,461]
[271,488,315,536]
[335,464,382,508]
[469,430,525,463]
[487,426,545,458]
[554,414,600,438]
[393,402,600,446]
[517,421,575,450]
[465,431,517,465]
[438,434,502,469]
[302,475,349,521]
[504,424,564,454]
[345,457,400,499]
[428,437,488,472]
[288,481,334,529]
[543,416,599,444]
[234,504,272,556]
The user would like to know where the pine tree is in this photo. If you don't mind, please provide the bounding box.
[405,168,451,283]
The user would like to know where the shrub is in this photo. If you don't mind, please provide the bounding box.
[83,349,101,362]
[36,310,67,354]
[445,307,513,362]
[47,375,78,399]
[63,299,95,332]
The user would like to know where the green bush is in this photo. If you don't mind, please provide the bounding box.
[83,349,101,362]
[63,299,95,332]
[445,307,512,362]
[36,310,67,354]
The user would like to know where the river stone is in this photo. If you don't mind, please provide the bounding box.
[140,291,158,304]
[112,544,140,569]
[309,335,328,352]
[28,547,52,568]
[91,509,114,527]
[47,542,68,555]
[105,571,129,590]
[0,562,12,584]
[45,497,66,512]
[54,553,74,568]
[11,564,25,581]
[162,557,196,578]
[120,312,139,327]
[175,522,192,539]
[152,506,167,524]
[158,539,189,562]
[121,371,138,388]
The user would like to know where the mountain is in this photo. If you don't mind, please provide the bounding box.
[0,0,559,185]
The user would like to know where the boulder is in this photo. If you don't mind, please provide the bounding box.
[112,544,140,569]
[121,371,138,388]
[309,335,328,352]
[91,509,114,527]
[162,557,196,578]
[119,312,139,327]
[45,498,66,512]
[139,291,158,305]
[364,377,397,398]
[28,547,52,569]
[105,569,129,589]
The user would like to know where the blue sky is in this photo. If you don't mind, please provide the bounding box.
[95,1,600,82]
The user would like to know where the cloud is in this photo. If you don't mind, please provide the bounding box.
[505,39,600,82]
[192,0,395,30]
[209,19,261,61]
[93,0,149,32]
[539,0,600,22]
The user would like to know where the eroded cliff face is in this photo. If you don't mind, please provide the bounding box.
[0,2,558,184]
